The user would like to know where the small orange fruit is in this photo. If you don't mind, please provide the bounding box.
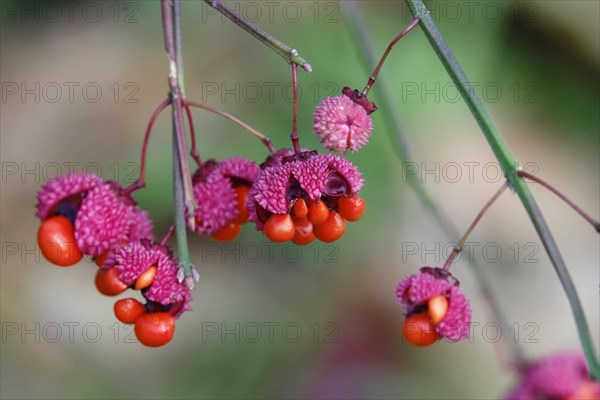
[95,268,128,296]
[292,217,315,246]
[233,186,251,224]
[211,223,241,242]
[312,211,346,242]
[37,215,82,267]
[293,198,308,219]
[306,199,329,225]
[134,312,175,347]
[402,312,439,347]
[135,266,157,290]
[264,214,295,242]
[337,196,366,222]
[114,298,146,324]
[428,295,449,324]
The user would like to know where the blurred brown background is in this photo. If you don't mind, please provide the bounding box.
[1,1,598,398]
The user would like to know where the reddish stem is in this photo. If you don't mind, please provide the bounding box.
[184,103,202,167]
[518,170,600,233]
[443,182,509,271]
[362,18,420,96]
[290,63,300,154]
[125,98,171,194]
[159,224,176,246]
[183,99,275,153]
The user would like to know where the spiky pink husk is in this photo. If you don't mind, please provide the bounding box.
[74,182,152,257]
[291,156,329,201]
[106,241,192,318]
[248,152,365,229]
[246,192,265,232]
[190,157,259,235]
[105,241,156,285]
[217,157,260,183]
[251,163,294,215]
[144,251,192,317]
[35,173,103,220]
[396,272,471,341]
[506,351,599,399]
[192,173,238,235]
[313,95,373,153]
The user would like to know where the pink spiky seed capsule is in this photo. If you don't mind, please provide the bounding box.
[396,267,471,344]
[313,95,373,154]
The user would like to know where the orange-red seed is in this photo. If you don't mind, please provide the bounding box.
[37,216,82,267]
[95,268,128,296]
[402,312,439,347]
[264,214,295,242]
[312,211,346,242]
[134,312,175,347]
[233,186,251,224]
[337,196,366,222]
[293,198,309,219]
[211,223,241,242]
[307,199,329,225]
[135,266,157,290]
[292,217,315,246]
[428,295,449,325]
[114,298,146,324]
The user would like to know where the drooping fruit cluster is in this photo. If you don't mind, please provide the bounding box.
[35,173,191,347]
[396,267,471,346]
[36,173,153,266]
[247,148,366,245]
[34,62,379,347]
[100,240,192,347]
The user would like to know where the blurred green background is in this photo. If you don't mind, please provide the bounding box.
[1,1,598,398]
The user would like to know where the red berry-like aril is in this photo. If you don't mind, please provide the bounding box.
[37,215,82,267]
[94,250,109,268]
[337,196,366,222]
[134,312,175,347]
[233,186,251,224]
[211,222,241,241]
[135,266,157,290]
[307,199,329,225]
[95,268,128,296]
[114,298,146,324]
[293,198,308,219]
[312,211,346,242]
[95,242,126,267]
[264,214,295,242]
[402,312,439,347]
[292,217,315,246]
[568,380,600,400]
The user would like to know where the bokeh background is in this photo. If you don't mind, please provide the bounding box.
[1,1,598,398]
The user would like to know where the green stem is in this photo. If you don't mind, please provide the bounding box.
[172,118,193,284]
[341,0,525,368]
[405,0,599,378]
[204,0,312,72]
[162,0,195,285]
